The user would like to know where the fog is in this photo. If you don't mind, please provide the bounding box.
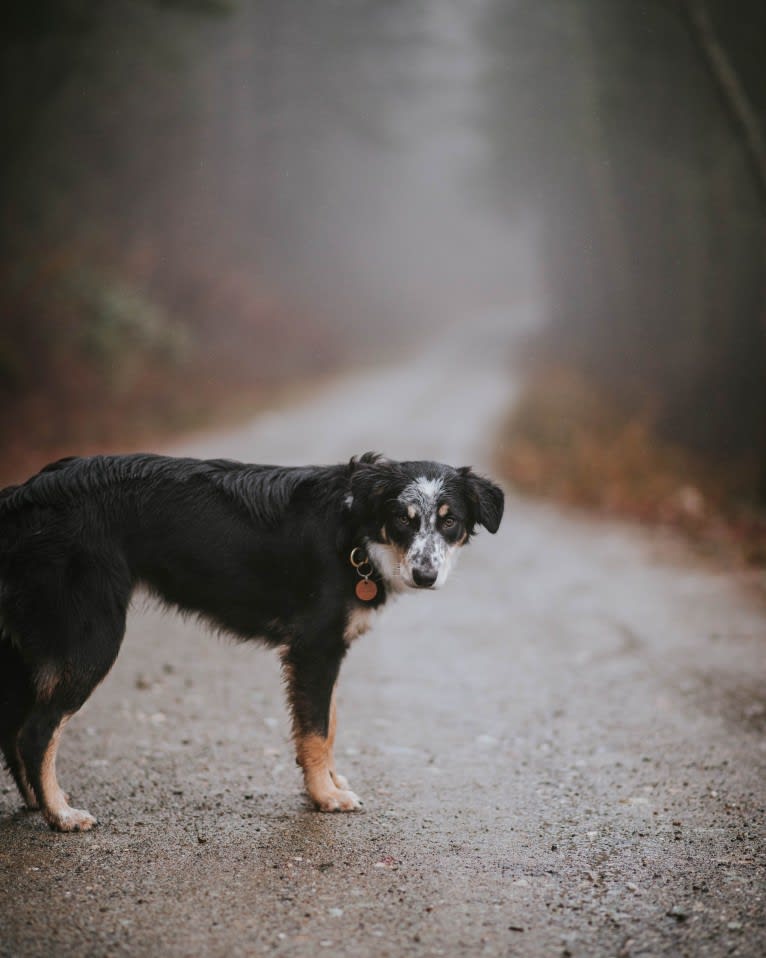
[99,0,539,337]
[1,0,764,487]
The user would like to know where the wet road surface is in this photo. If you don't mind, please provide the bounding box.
[2,315,765,957]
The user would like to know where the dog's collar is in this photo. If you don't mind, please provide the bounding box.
[350,546,378,602]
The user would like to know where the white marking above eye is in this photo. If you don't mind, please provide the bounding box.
[401,477,444,516]
[413,477,443,502]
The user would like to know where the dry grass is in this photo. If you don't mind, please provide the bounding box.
[498,368,766,566]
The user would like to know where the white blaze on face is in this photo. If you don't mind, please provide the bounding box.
[411,477,443,507]
[399,476,457,589]
[366,473,464,591]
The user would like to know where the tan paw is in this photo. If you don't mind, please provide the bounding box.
[312,787,363,812]
[45,806,98,833]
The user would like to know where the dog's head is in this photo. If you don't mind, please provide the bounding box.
[347,454,504,592]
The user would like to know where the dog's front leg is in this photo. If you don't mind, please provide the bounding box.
[282,645,362,812]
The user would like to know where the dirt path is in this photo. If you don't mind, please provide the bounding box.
[2,312,765,957]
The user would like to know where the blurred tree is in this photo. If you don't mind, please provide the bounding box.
[682,0,766,200]
[0,0,439,475]
[0,0,232,471]
[0,0,227,238]
[480,0,766,500]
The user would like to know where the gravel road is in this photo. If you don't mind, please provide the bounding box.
[2,313,765,957]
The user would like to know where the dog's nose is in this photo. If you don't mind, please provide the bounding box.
[412,568,437,588]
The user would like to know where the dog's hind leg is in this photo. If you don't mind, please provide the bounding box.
[282,640,362,812]
[16,561,129,832]
[18,629,127,833]
[17,638,125,833]
[16,706,86,830]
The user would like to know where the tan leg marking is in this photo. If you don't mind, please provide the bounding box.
[282,657,361,811]
[296,732,361,812]
[39,718,97,832]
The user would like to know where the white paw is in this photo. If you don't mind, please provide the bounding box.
[312,787,363,812]
[45,806,98,833]
[330,770,350,790]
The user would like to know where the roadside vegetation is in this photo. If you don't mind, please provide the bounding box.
[0,2,369,484]
[0,233,339,485]
[498,367,766,567]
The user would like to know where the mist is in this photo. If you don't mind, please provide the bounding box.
[1,0,764,495]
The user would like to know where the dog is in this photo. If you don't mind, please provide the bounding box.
[0,451,503,831]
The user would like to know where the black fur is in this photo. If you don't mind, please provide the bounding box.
[0,451,503,827]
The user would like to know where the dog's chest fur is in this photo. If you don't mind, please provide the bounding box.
[343,606,374,644]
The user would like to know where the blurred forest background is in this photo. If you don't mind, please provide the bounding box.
[1,0,765,557]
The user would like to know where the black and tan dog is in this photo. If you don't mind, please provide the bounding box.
[0,452,503,831]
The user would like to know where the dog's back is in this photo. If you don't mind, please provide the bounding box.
[0,453,342,830]
[0,454,351,638]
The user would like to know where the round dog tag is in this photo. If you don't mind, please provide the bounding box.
[355,579,378,601]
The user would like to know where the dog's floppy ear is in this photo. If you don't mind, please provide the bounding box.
[459,467,504,534]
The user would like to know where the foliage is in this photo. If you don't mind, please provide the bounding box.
[499,367,766,565]
[71,270,189,381]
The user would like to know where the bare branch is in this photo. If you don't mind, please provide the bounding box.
[681,0,766,202]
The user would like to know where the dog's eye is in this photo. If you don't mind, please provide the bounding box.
[441,516,456,529]
[396,513,412,527]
